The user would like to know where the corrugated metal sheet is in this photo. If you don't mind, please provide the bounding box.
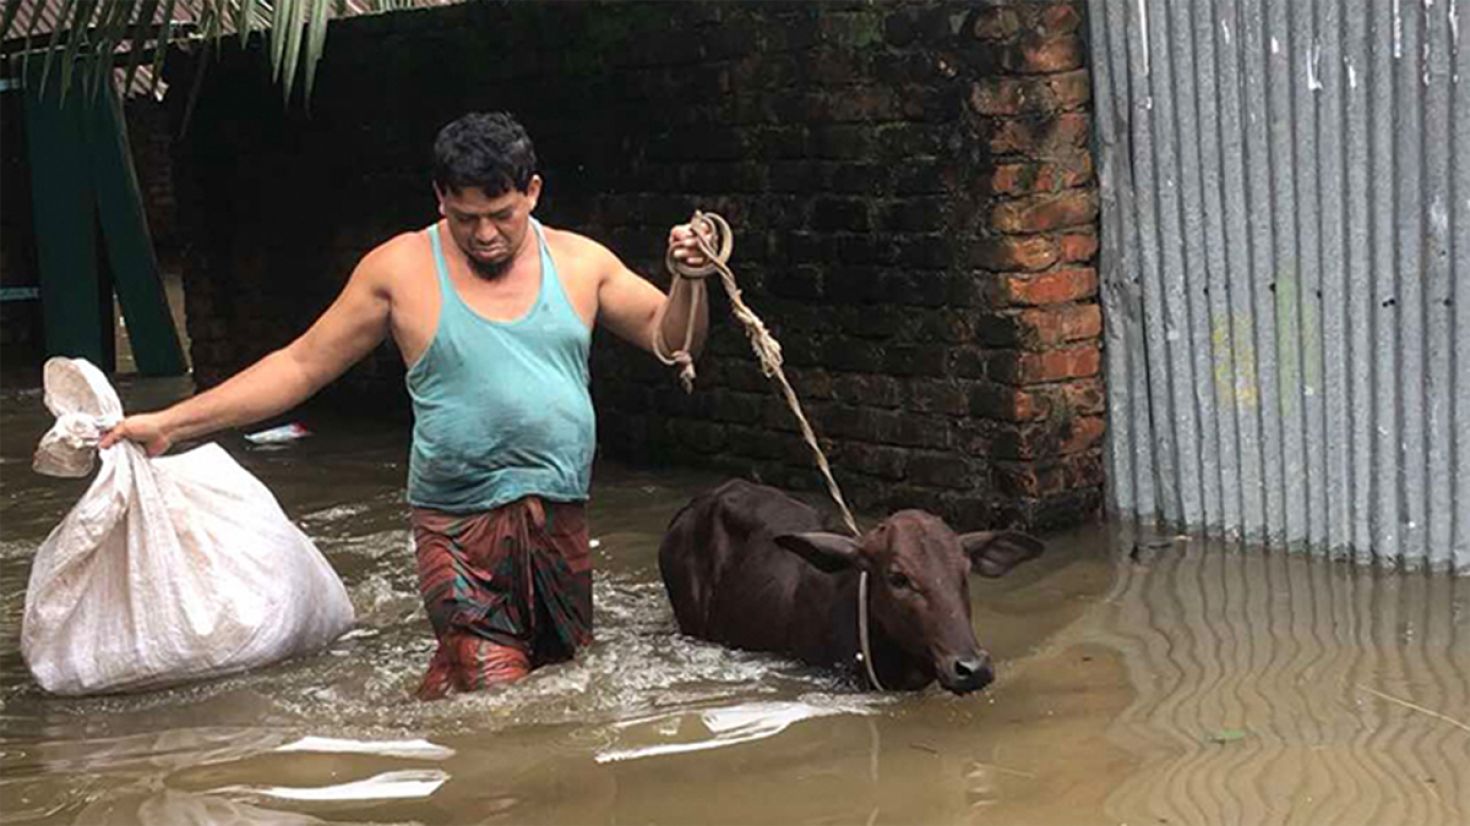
[1090,0,1470,573]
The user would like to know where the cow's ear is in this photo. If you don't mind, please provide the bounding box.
[961,531,1044,578]
[773,532,864,573]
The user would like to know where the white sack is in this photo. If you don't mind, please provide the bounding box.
[22,358,355,695]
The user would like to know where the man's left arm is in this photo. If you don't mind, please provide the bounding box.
[597,225,711,358]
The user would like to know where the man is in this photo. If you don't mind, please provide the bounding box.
[101,112,711,698]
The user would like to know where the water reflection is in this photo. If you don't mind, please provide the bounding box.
[594,697,885,763]
[1,379,1466,824]
[215,769,451,802]
[1074,534,1470,825]
[274,736,456,761]
[77,790,331,825]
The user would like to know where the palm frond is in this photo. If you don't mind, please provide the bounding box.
[37,0,79,100]
[13,0,460,105]
[279,0,308,102]
[85,0,133,102]
[268,0,288,81]
[179,27,209,134]
[232,0,252,47]
[301,0,328,107]
[121,0,159,92]
[1,0,25,42]
[145,0,177,99]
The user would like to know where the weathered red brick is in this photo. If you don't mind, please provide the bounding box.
[1058,231,1100,262]
[991,414,1106,461]
[1065,449,1106,487]
[969,69,1091,116]
[969,77,1038,116]
[972,7,1022,41]
[970,381,1049,422]
[829,87,900,121]
[990,421,1045,460]
[991,344,1101,383]
[986,112,1091,156]
[1018,303,1102,346]
[988,153,1093,196]
[975,313,1025,347]
[992,460,1064,497]
[1060,415,1107,453]
[993,450,1104,497]
[977,306,1099,349]
[1049,69,1092,110]
[908,379,970,415]
[993,267,1100,306]
[1002,35,1086,74]
[908,452,973,489]
[1062,376,1107,414]
[1037,4,1084,36]
[988,163,1030,193]
[969,234,1059,271]
[992,189,1099,233]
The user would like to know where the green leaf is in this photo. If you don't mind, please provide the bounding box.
[302,0,329,108]
[26,0,449,105]
[122,0,160,94]
[17,0,50,83]
[1207,728,1248,744]
[87,0,134,104]
[38,0,79,102]
[57,0,103,106]
[1,0,25,42]
[146,0,177,99]
[269,0,288,79]
[233,0,252,47]
[279,0,308,104]
[179,34,210,136]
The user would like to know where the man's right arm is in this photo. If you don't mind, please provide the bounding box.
[100,243,398,455]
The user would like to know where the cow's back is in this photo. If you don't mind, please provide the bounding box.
[659,479,842,657]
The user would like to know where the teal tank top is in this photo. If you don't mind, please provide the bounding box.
[406,219,596,513]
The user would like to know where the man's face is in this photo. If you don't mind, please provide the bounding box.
[436,176,541,278]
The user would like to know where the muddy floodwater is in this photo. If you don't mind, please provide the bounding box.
[1,377,1466,825]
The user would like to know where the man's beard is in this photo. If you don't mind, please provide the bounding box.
[465,250,512,280]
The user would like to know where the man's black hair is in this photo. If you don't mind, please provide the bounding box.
[432,112,537,196]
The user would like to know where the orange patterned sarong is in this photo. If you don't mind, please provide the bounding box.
[410,497,592,700]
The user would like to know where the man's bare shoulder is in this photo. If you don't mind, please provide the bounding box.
[540,224,622,278]
[351,229,430,290]
[366,230,429,271]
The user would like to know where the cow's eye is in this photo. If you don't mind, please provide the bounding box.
[887,571,912,590]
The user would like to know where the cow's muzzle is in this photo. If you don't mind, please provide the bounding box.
[941,653,994,694]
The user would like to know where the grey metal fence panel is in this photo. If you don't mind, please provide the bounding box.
[1092,0,1470,572]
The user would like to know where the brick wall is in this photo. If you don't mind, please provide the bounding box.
[167,0,1102,531]
[962,1,1104,527]
[123,98,180,266]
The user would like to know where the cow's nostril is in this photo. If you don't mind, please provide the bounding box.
[949,654,995,691]
[954,655,991,680]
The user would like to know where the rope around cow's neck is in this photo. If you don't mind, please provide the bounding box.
[655,211,885,691]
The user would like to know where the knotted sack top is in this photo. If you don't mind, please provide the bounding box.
[33,358,124,479]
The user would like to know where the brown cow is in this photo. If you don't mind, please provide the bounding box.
[658,479,1044,694]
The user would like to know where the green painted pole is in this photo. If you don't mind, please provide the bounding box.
[88,82,185,376]
[22,61,110,369]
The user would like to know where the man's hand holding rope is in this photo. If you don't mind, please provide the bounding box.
[654,214,724,391]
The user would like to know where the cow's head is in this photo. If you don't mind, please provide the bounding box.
[773,512,1043,694]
